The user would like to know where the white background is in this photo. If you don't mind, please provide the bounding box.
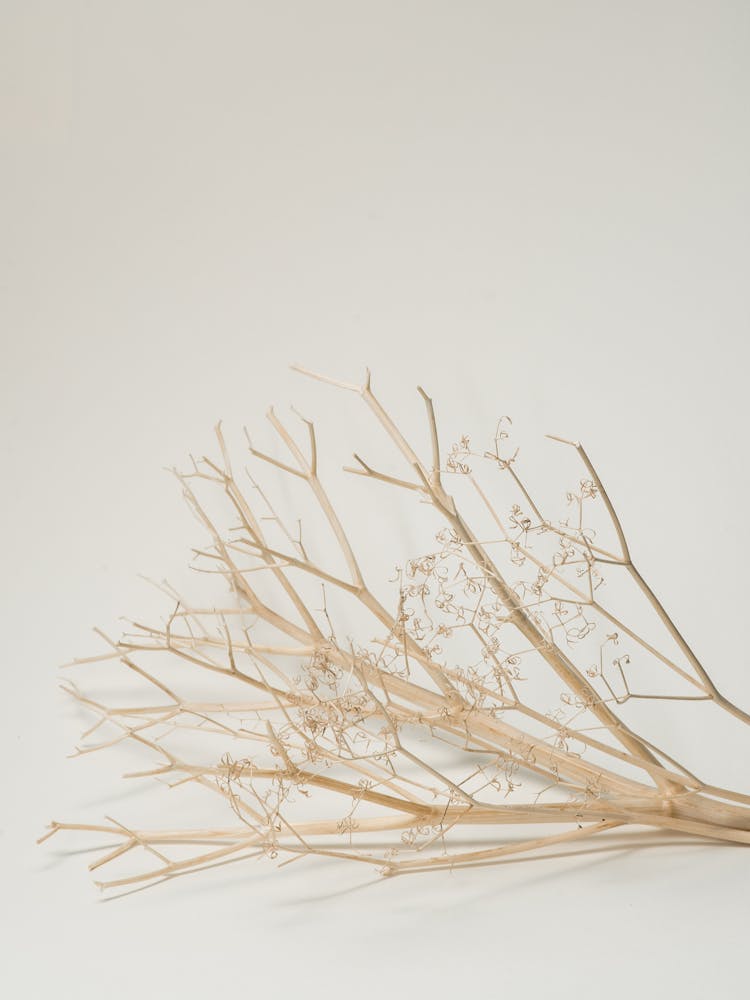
[3,2,749,997]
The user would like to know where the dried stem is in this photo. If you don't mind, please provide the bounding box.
[43,368,750,891]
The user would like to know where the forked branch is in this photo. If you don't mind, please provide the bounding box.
[43,368,750,891]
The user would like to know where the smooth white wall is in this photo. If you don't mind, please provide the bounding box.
[2,4,749,997]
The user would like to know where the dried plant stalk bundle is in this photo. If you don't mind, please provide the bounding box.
[42,368,750,890]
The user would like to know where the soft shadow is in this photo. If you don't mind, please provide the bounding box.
[51,829,739,905]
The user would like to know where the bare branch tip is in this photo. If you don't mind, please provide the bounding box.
[545,433,581,449]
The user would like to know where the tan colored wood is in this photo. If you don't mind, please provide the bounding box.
[42,368,750,890]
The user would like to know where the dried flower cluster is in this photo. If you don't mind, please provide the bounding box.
[42,368,750,891]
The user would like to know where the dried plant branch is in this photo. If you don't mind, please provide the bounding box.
[43,368,750,891]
